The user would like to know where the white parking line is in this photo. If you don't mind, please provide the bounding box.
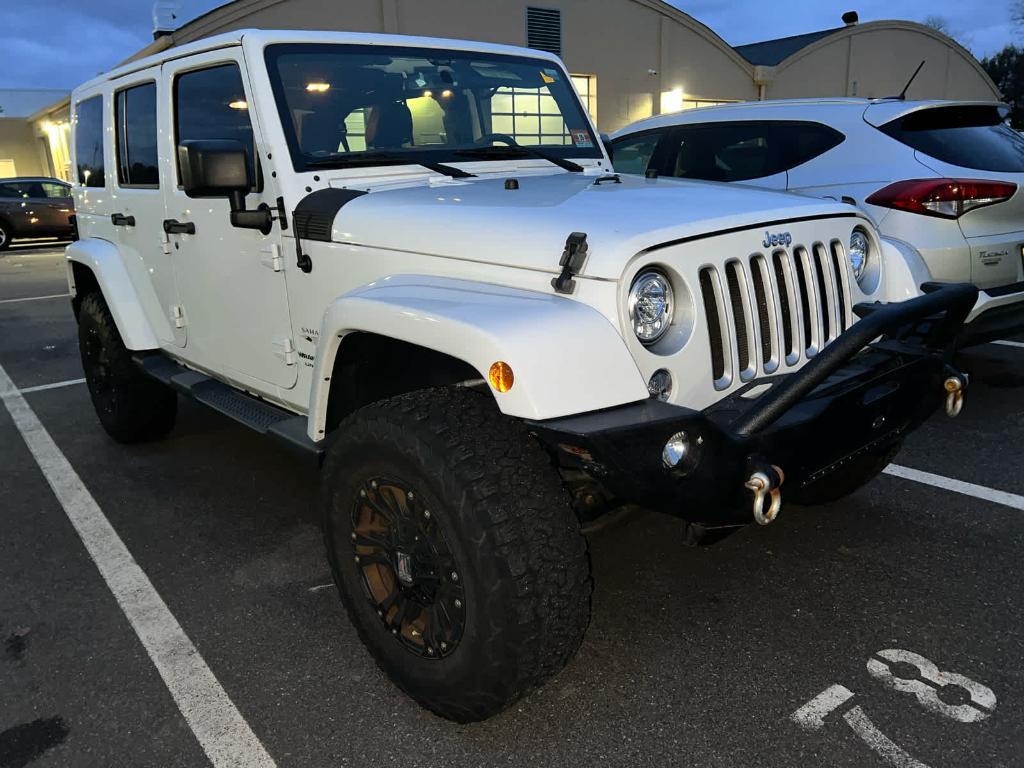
[791,684,855,731]
[843,706,930,768]
[0,362,276,768]
[884,464,1024,512]
[993,340,1024,350]
[0,293,70,305]
[14,378,86,395]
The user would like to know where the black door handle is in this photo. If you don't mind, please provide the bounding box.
[111,213,135,227]
[162,219,196,235]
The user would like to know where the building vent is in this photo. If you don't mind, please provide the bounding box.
[526,7,562,56]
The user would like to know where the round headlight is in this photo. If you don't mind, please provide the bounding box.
[849,229,871,283]
[628,271,673,344]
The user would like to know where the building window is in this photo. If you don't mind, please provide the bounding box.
[491,84,574,146]
[74,95,105,187]
[571,74,597,123]
[660,88,738,115]
[526,7,562,56]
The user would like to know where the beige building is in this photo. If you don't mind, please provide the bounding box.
[735,19,1001,102]
[6,2,1004,176]
[0,89,70,179]
[123,2,1001,133]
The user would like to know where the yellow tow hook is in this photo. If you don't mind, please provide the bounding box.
[943,372,968,418]
[745,464,785,525]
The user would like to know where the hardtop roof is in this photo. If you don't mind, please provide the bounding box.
[74,28,564,95]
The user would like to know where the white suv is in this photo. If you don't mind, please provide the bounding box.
[610,99,1024,345]
[68,31,975,722]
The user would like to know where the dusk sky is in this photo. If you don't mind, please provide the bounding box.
[0,0,1017,90]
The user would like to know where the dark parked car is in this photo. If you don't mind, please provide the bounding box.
[0,177,75,251]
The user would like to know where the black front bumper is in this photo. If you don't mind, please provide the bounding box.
[528,283,979,526]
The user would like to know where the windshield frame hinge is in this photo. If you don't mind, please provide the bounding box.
[551,232,588,295]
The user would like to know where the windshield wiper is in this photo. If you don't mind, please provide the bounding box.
[455,145,584,173]
[305,152,476,179]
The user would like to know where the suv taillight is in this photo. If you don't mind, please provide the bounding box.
[865,179,1017,219]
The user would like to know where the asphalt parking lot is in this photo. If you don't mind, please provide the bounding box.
[2,244,1024,768]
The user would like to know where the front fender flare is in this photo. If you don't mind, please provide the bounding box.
[66,237,159,350]
[309,275,649,439]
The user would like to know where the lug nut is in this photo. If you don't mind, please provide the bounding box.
[407,491,415,501]
[424,509,431,519]
[451,571,459,582]
[354,555,360,563]
[371,480,378,489]
[440,642,447,651]
[454,599,463,609]
[351,532,357,541]
[359,489,367,498]
[427,647,435,656]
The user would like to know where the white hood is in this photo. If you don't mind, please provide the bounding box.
[324,172,855,280]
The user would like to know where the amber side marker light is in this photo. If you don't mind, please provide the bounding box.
[488,362,514,393]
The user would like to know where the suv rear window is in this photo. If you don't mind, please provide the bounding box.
[879,105,1024,172]
[661,120,845,182]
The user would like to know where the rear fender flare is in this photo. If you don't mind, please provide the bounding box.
[66,237,159,350]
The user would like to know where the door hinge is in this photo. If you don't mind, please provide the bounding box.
[272,336,296,366]
[170,305,186,329]
[260,243,283,272]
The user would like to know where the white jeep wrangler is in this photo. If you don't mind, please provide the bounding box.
[67,29,976,722]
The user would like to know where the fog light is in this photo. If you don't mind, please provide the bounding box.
[488,361,514,393]
[648,369,673,401]
[662,431,689,468]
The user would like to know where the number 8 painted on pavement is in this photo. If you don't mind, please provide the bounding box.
[867,649,996,724]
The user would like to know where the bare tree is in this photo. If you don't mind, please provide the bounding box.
[922,14,972,51]
[923,15,951,36]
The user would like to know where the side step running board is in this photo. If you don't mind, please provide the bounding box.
[133,353,324,463]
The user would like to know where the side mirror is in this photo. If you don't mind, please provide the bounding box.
[178,139,250,201]
[177,139,272,235]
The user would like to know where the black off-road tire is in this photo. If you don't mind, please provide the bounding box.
[321,387,592,722]
[788,442,903,506]
[78,292,177,443]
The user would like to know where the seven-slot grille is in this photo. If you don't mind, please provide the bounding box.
[698,241,852,390]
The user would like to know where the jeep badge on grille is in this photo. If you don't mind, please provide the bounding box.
[763,231,793,248]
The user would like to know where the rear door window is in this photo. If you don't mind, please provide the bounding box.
[75,95,105,187]
[878,105,1024,172]
[610,130,666,175]
[116,82,160,187]
[660,121,845,182]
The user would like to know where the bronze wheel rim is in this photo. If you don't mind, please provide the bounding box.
[351,477,465,659]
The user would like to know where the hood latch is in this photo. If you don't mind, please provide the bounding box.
[551,232,588,295]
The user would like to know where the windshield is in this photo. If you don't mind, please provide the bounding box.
[265,43,601,172]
